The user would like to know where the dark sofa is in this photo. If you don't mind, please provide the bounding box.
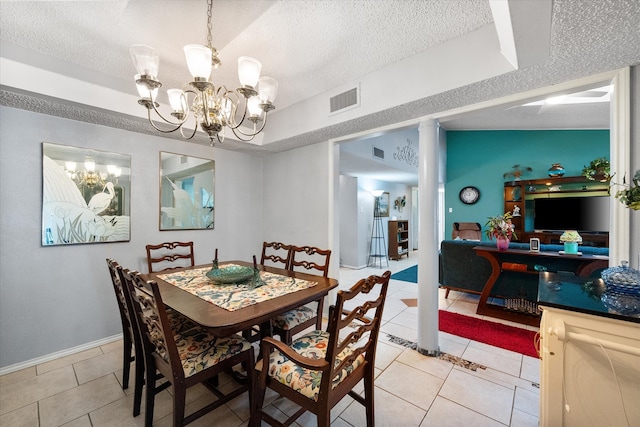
[438,239,609,300]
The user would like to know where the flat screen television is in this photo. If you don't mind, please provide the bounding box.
[533,196,610,233]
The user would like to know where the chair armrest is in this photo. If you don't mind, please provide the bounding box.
[260,336,329,371]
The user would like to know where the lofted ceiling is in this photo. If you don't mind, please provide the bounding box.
[1,0,639,186]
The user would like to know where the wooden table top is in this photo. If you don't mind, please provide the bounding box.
[140,260,339,337]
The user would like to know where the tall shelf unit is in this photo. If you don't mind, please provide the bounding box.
[388,220,409,260]
[504,175,609,246]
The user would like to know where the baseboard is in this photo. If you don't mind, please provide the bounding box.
[340,263,367,269]
[0,333,123,376]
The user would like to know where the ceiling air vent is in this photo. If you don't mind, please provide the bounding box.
[329,87,359,114]
[373,146,384,160]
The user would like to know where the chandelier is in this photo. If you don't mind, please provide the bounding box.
[65,156,121,188]
[129,0,278,146]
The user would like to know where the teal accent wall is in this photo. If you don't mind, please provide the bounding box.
[445,129,609,241]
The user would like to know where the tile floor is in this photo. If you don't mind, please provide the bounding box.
[0,253,541,426]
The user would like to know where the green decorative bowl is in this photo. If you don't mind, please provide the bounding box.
[206,265,255,284]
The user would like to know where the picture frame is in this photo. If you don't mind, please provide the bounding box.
[376,192,390,217]
[530,237,540,252]
[42,142,131,245]
[160,152,215,230]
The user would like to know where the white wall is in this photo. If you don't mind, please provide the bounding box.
[260,142,335,275]
[0,106,264,369]
[339,175,359,268]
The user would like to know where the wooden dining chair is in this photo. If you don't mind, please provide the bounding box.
[120,268,255,427]
[252,270,391,427]
[146,241,195,273]
[260,241,292,268]
[106,258,143,416]
[271,245,331,344]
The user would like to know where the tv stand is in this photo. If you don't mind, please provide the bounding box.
[525,231,609,247]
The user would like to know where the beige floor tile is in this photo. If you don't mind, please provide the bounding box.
[437,335,469,358]
[340,386,426,426]
[462,345,523,377]
[375,361,443,410]
[513,386,539,417]
[0,365,77,415]
[510,407,540,427]
[0,402,38,427]
[420,396,505,427]
[100,339,124,355]
[396,347,454,380]
[73,350,123,384]
[439,369,514,425]
[388,310,418,330]
[454,363,539,394]
[373,340,403,370]
[379,321,417,342]
[0,366,36,388]
[89,388,173,426]
[446,300,481,317]
[37,347,103,375]
[39,374,125,427]
[520,355,541,384]
[60,415,93,427]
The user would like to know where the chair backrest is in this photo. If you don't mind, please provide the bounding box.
[452,222,482,241]
[288,245,331,277]
[106,258,136,343]
[323,271,391,396]
[120,268,182,378]
[146,241,195,273]
[260,241,292,268]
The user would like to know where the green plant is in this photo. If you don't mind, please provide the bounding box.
[503,164,532,180]
[613,170,640,210]
[581,157,611,181]
[485,212,517,240]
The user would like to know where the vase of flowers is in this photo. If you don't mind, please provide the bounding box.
[503,164,532,181]
[485,212,517,250]
[560,230,582,254]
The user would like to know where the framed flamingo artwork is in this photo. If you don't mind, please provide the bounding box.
[41,142,131,245]
[159,152,215,230]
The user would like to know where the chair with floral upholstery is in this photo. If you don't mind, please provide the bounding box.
[106,258,143,416]
[252,270,391,427]
[145,241,195,273]
[120,268,255,427]
[271,245,331,345]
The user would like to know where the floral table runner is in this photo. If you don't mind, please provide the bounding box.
[157,265,318,311]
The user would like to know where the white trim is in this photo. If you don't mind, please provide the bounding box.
[0,334,123,376]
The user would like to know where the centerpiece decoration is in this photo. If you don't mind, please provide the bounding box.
[503,164,532,181]
[485,212,516,251]
[559,230,582,254]
[612,170,640,210]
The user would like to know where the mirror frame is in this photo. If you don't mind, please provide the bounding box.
[159,151,215,230]
[41,142,131,246]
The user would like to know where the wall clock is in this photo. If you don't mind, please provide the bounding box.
[459,186,480,204]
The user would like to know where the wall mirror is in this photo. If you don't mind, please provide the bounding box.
[42,142,131,245]
[160,152,215,230]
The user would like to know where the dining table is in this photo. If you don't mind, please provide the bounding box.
[140,260,339,338]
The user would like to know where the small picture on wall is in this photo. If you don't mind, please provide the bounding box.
[376,192,390,217]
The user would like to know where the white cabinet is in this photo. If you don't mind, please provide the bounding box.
[539,306,640,426]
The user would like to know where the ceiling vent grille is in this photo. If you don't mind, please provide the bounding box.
[373,146,384,160]
[330,87,359,114]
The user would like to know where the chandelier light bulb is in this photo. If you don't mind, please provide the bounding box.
[247,96,263,119]
[167,89,186,113]
[184,44,212,80]
[84,156,96,172]
[238,56,262,89]
[258,76,278,104]
[65,161,77,172]
[129,44,159,78]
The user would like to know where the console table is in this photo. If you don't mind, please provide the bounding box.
[473,246,609,326]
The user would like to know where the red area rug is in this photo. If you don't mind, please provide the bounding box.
[439,310,539,358]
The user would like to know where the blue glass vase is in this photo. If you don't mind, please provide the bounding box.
[548,163,565,177]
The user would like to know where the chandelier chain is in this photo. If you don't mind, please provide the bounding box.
[206,0,213,51]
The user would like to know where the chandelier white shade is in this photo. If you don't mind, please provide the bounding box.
[130,0,277,146]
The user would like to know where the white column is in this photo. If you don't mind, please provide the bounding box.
[417,119,440,355]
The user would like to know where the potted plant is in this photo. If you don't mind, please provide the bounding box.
[485,212,517,250]
[581,157,611,181]
[560,230,582,254]
[613,170,640,210]
[503,164,532,181]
